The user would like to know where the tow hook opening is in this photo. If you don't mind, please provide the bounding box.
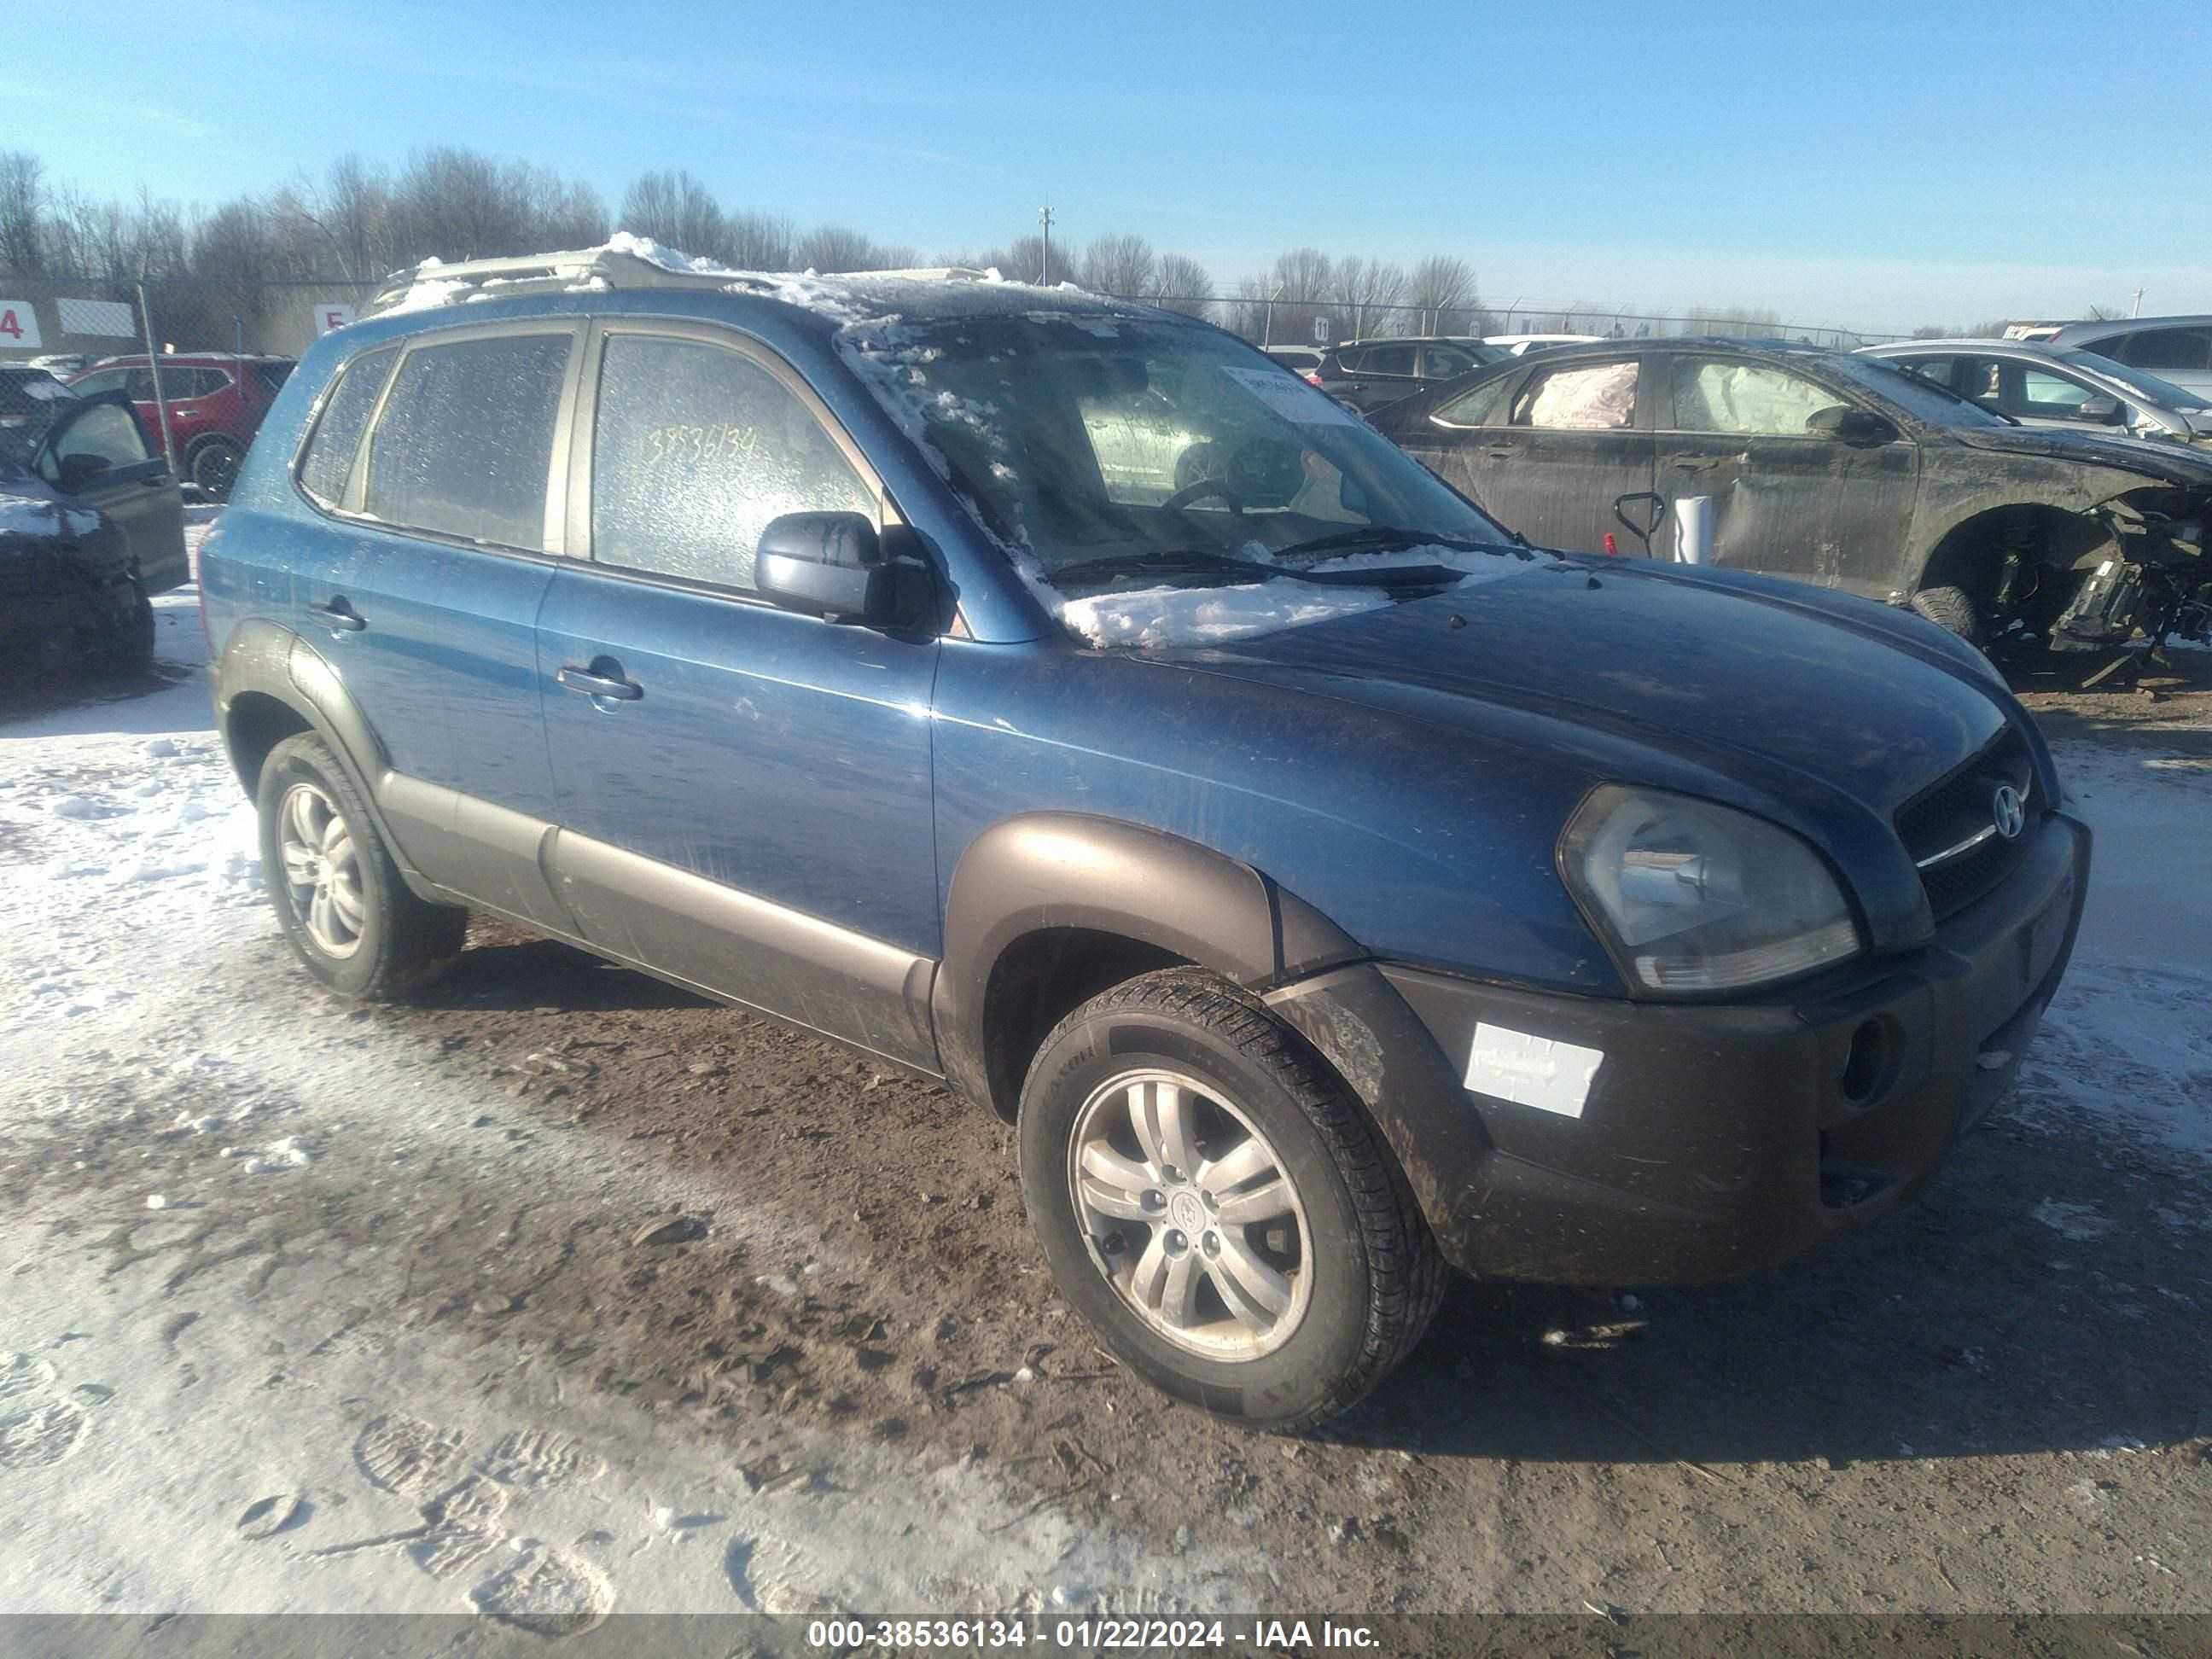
[1838,1017,1894,1107]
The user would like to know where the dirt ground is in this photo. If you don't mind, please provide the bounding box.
[2,629,2208,1630]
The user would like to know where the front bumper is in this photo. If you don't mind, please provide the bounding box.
[1267,811,2090,1284]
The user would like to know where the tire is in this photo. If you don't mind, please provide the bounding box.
[1909,584,1985,646]
[189,437,244,502]
[255,733,466,1000]
[1016,966,1445,1432]
[95,583,155,680]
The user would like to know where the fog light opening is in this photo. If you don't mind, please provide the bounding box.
[1840,1019,1888,1105]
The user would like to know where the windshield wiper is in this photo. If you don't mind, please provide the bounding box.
[1049,547,1462,589]
[1268,523,1535,560]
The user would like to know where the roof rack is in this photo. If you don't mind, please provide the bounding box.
[361,247,1008,321]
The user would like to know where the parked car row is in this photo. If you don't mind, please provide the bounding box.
[195,246,2096,1431]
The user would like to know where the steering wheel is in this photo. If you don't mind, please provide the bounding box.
[1161,477,1244,516]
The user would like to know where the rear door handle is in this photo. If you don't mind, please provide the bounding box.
[1483,445,1515,460]
[558,664,643,701]
[1670,457,1724,474]
[309,598,365,632]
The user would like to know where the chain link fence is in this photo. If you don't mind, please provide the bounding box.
[1,275,1905,378]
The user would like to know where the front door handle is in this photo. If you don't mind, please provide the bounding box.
[1670,457,1724,474]
[558,664,643,701]
[1483,445,1515,460]
[309,598,365,632]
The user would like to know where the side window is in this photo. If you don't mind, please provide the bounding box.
[2116,329,2212,373]
[1893,355,1956,390]
[38,402,149,486]
[297,346,398,509]
[2017,365,2095,416]
[1668,358,1839,434]
[252,362,295,394]
[1433,373,1517,428]
[129,368,161,400]
[1362,343,1417,376]
[363,332,571,550]
[1516,358,1638,429]
[589,334,874,593]
[71,368,131,399]
[1422,344,1481,380]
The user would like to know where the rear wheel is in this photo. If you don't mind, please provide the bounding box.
[256,733,466,1000]
[189,437,243,502]
[96,582,155,679]
[1017,967,1444,1431]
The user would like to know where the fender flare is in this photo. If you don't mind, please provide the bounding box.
[932,811,1360,1110]
[212,619,436,895]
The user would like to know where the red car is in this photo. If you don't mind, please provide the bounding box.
[67,353,294,500]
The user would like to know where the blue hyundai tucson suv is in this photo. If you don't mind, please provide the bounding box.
[198,242,2091,1430]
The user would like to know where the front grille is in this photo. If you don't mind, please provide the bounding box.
[1895,727,2039,920]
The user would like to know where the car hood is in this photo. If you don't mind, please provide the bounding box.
[0,477,106,556]
[1157,561,2018,826]
[1949,422,2212,486]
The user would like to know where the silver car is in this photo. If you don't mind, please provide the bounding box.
[1861,338,2212,445]
[2040,316,2212,400]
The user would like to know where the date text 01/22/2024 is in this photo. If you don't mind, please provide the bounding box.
[802,1618,1382,1650]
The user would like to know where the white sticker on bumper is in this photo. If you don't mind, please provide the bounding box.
[1464,1022,1605,1119]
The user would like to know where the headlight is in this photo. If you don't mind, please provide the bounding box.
[1558,786,1863,994]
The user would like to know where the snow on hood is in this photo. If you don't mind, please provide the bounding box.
[1057,548,1540,649]
[1,490,64,539]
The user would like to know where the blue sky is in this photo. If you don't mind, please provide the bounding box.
[19,0,2212,330]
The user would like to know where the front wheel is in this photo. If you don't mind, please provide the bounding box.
[1017,968,1444,1431]
[255,733,466,999]
[1909,584,1984,645]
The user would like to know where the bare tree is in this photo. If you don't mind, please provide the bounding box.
[1154,253,1213,317]
[998,234,1071,286]
[1079,232,1157,296]
[618,168,725,262]
[1405,254,1477,334]
[1330,256,1409,339]
[727,210,796,270]
[0,150,45,276]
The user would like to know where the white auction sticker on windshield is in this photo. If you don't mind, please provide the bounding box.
[1464,1022,1604,1119]
[1221,365,1360,428]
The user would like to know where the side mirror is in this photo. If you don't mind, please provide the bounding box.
[56,451,112,493]
[754,511,934,632]
[1807,405,1898,446]
[2074,393,2124,425]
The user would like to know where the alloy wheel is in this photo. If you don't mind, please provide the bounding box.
[276,781,365,958]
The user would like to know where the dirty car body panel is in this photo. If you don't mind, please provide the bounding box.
[202,254,2091,1295]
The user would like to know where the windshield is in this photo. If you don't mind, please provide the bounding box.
[1824,352,2011,428]
[842,314,1516,595]
[2063,350,2210,413]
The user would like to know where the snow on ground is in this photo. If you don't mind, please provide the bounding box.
[0,563,1237,1623]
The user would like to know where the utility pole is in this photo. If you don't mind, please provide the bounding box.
[2132,287,2145,317]
[1038,205,1054,285]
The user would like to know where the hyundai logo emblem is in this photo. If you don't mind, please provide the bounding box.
[1991,784,2026,841]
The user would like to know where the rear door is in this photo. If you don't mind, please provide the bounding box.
[34,392,188,591]
[1655,352,1918,592]
[535,319,941,1068]
[301,322,584,918]
[1438,352,1650,553]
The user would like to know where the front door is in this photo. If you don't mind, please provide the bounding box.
[1654,352,1919,593]
[537,323,941,1069]
[36,392,188,591]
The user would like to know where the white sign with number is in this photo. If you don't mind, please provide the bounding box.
[313,303,356,336]
[0,300,42,349]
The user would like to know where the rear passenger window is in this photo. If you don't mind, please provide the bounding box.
[2116,329,2212,373]
[297,346,396,508]
[364,333,570,550]
[1517,359,1638,428]
[589,335,874,593]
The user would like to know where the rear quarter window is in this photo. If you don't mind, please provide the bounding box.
[362,332,571,550]
[297,346,398,509]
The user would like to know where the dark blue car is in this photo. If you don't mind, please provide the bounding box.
[199,245,2090,1430]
